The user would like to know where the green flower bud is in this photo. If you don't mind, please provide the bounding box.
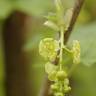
[48,70,57,81]
[56,70,67,81]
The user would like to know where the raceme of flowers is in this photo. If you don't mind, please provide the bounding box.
[39,0,81,96]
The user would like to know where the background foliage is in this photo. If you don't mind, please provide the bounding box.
[0,0,96,96]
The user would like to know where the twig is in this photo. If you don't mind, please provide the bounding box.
[64,0,84,43]
[39,0,84,96]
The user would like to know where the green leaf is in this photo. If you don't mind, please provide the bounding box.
[15,0,52,16]
[0,0,13,19]
[68,22,96,66]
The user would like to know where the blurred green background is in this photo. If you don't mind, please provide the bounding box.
[0,0,96,96]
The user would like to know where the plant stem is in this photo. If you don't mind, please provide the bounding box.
[64,0,84,43]
[59,26,64,70]
[63,46,72,54]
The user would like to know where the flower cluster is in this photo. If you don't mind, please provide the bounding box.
[45,62,71,96]
[39,0,81,96]
[39,38,59,61]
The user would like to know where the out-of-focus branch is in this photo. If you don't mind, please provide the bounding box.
[3,11,34,96]
[64,0,84,43]
[39,0,84,96]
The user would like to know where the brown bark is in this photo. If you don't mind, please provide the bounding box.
[3,11,34,96]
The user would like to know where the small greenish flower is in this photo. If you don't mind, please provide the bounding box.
[39,38,59,61]
[72,40,80,64]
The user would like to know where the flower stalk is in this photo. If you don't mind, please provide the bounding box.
[59,26,64,70]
